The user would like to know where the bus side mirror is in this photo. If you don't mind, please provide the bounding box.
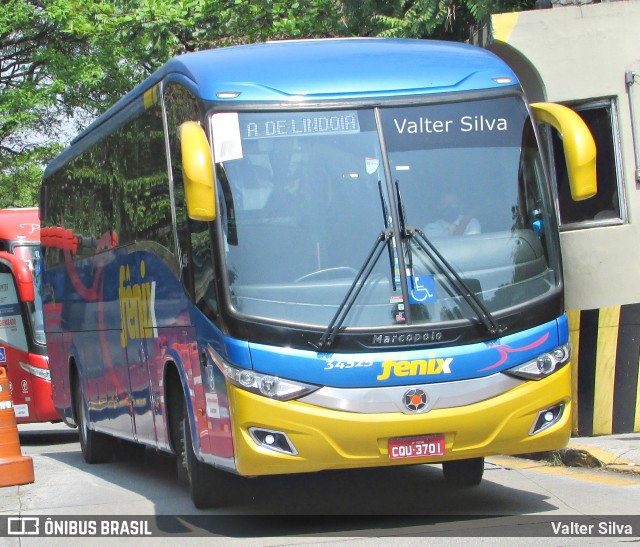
[0,251,35,303]
[531,102,597,201]
[179,121,216,221]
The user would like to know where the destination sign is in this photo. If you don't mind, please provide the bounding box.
[240,111,361,139]
[211,110,363,162]
[381,96,525,151]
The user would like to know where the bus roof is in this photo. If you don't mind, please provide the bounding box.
[71,38,518,145]
[165,38,517,100]
[0,208,40,243]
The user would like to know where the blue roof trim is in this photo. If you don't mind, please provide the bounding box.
[178,38,518,102]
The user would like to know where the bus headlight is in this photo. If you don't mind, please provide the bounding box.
[218,360,319,401]
[504,343,570,381]
[19,361,51,382]
[204,344,319,401]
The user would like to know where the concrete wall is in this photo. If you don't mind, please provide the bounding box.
[473,1,640,435]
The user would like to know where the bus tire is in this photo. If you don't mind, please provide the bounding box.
[442,457,484,488]
[176,397,228,508]
[72,374,114,464]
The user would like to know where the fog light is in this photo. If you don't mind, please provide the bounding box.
[248,427,298,455]
[530,403,565,435]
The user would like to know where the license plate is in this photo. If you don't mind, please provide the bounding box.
[388,434,445,460]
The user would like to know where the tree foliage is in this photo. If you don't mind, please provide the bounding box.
[1,0,140,206]
[340,0,535,41]
[1,0,534,208]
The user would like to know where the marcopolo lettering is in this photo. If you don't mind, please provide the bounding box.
[372,331,443,345]
[377,356,453,381]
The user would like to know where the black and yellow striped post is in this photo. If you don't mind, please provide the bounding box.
[568,305,640,436]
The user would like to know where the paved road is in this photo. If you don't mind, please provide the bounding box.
[2,423,640,545]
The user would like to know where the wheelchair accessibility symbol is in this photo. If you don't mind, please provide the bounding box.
[409,275,437,304]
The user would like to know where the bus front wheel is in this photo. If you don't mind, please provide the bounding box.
[175,397,229,508]
[442,457,484,488]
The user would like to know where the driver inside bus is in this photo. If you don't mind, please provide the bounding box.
[423,190,481,237]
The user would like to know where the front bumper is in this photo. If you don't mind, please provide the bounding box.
[228,364,572,477]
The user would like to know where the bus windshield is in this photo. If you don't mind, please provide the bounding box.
[12,244,46,345]
[214,95,558,329]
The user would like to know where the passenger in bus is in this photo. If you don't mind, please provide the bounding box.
[423,190,481,237]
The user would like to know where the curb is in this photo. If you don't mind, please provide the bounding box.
[568,444,640,475]
[517,445,640,475]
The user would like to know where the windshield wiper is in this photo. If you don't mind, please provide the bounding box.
[395,180,414,287]
[378,180,397,291]
[393,181,504,337]
[315,228,393,350]
[408,226,506,337]
[314,184,398,350]
[315,180,505,349]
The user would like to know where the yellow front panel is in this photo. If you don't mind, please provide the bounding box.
[229,365,572,477]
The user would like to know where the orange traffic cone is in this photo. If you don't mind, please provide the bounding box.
[0,367,34,487]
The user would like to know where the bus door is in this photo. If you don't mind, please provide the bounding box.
[124,336,156,445]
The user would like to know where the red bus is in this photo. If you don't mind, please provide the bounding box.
[0,207,58,423]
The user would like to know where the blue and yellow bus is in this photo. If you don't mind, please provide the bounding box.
[40,38,596,507]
